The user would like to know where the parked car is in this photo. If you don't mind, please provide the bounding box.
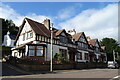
[108,61,119,69]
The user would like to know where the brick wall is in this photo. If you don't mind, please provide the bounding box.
[18,62,107,71]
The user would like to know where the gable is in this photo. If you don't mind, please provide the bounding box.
[15,20,36,46]
[95,42,99,47]
[78,33,87,43]
[95,40,100,48]
[61,31,66,36]
[15,18,51,45]
[20,21,34,35]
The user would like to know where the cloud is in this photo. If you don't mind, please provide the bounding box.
[59,3,118,40]
[56,3,83,20]
[0,3,118,41]
[0,3,51,26]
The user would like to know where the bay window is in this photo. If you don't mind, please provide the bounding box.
[36,46,43,56]
[29,46,34,56]
[77,52,82,60]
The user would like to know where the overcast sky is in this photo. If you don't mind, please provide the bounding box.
[0,2,118,41]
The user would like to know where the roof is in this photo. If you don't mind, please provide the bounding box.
[55,29,65,37]
[86,36,90,40]
[72,32,83,41]
[25,18,51,37]
[15,18,51,44]
[88,39,97,46]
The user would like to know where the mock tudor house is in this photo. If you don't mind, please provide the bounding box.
[72,32,89,62]
[11,18,107,63]
[87,38,107,62]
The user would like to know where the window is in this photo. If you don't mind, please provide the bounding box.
[29,46,34,56]
[59,49,67,59]
[96,47,99,52]
[23,33,25,41]
[77,52,82,60]
[60,36,67,43]
[27,31,33,39]
[85,53,89,60]
[36,46,43,56]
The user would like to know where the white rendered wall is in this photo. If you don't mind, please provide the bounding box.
[16,20,36,46]
[46,44,68,61]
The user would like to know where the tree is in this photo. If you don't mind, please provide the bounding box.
[2,18,19,42]
[100,38,120,61]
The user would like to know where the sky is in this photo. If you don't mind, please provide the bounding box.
[0,2,118,41]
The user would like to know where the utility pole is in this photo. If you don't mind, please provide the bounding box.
[50,23,53,72]
[113,50,115,62]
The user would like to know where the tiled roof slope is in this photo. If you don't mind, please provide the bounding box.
[25,18,51,37]
[72,32,83,41]
[88,39,97,46]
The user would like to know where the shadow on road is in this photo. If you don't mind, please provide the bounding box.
[2,62,31,76]
[2,62,53,76]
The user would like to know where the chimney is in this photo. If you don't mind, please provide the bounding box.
[67,29,76,35]
[86,36,91,41]
[43,18,50,30]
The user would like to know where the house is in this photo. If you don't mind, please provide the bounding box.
[72,32,89,62]
[88,38,107,62]
[2,31,16,47]
[11,18,75,61]
[11,17,107,63]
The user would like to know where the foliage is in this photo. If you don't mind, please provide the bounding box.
[100,37,120,61]
[2,46,12,51]
[2,18,19,42]
[54,52,69,64]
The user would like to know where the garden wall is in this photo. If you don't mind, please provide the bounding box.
[17,62,107,71]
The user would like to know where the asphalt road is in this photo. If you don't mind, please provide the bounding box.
[2,62,30,76]
[1,62,120,80]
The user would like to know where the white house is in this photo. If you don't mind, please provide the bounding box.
[2,31,16,47]
[11,18,71,61]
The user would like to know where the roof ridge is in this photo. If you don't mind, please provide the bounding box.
[25,17,43,25]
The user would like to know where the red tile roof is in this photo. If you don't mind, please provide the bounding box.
[72,32,83,41]
[88,39,97,46]
[55,29,65,37]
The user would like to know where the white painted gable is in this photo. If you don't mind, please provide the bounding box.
[16,20,36,46]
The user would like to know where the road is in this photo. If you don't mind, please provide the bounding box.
[2,62,30,76]
[1,62,120,80]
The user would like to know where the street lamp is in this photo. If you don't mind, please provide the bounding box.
[50,23,53,72]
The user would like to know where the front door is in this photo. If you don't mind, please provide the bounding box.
[69,53,75,62]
